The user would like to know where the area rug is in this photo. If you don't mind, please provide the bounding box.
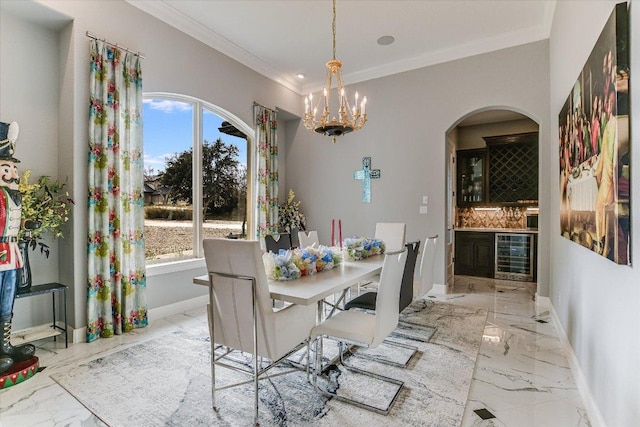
[52,300,487,426]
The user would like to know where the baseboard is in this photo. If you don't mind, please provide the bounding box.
[148,294,208,324]
[68,295,208,344]
[535,293,551,314]
[431,283,446,295]
[72,325,85,344]
[549,303,607,427]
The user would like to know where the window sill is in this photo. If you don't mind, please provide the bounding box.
[146,258,206,277]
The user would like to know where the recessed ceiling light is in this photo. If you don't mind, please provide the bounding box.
[296,73,305,79]
[377,35,395,46]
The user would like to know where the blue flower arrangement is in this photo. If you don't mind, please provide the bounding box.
[263,245,343,281]
[343,237,386,260]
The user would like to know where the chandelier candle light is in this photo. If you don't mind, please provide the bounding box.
[304,0,367,143]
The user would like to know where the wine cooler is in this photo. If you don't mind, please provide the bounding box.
[494,233,534,281]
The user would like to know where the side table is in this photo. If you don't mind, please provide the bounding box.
[15,282,68,348]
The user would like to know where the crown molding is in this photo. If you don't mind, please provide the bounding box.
[128,0,556,97]
[126,0,304,94]
[302,23,551,94]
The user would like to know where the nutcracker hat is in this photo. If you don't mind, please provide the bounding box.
[0,121,20,163]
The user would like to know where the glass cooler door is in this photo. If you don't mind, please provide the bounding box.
[495,233,534,281]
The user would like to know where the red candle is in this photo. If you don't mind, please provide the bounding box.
[331,219,335,246]
[339,219,342,248]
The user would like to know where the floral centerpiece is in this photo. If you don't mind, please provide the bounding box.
[343,237,385,261]
[278,189,305,233]
[263,245,343,281]
[18,170,74,257]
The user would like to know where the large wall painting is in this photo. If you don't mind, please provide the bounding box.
[559,2,630,265]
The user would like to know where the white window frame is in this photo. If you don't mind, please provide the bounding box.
[143,92,255,268]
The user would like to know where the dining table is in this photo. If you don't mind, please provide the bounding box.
[193,254,384,321]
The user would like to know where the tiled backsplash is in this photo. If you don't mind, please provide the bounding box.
[456,207,528,229]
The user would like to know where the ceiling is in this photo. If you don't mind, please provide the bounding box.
[127,0,556,96]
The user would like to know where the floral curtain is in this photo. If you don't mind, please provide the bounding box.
[87,40,147,342]
[255,104,279,238]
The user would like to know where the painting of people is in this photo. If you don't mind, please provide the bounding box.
[559,2,630,265]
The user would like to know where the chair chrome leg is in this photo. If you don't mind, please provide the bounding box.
[305,339,310,382]
[311,338,404,415]
[349,338,418,368]
[210,338,217,411]
[254,355,259,426]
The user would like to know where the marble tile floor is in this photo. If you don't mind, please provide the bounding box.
[0,276,590,427]
[434,275,591,427]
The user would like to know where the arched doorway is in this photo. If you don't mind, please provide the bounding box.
[445,108,540,290]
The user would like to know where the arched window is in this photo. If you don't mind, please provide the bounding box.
[143,93,254,265]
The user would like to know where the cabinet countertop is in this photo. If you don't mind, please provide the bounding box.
[455,227,538,234]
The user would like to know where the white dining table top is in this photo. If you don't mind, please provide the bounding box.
[193,255,384,306]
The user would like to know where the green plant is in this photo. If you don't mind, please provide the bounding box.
[18,170,74,257]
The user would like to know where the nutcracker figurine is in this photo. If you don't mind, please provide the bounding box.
[0,121,35,375]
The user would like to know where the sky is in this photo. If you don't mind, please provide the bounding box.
[143,98,247,174]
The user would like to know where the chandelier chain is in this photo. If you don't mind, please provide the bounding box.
[332,0,337,60]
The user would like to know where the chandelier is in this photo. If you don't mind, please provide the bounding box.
[303,0,367,143]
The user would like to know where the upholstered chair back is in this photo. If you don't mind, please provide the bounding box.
[414,235,438,299]
[372,249,407,347]
[399,241,420,312]
[298,230,320,248]
[374,222,406,252]
[264,233,292,253]
[203,239,277,359]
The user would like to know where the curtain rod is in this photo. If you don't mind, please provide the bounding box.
[86,31,146,59]
[253,102,278,113]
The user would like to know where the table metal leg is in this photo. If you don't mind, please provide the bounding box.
[52,292,57,343]
[63,287,68,348]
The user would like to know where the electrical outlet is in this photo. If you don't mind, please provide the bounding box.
[422,196,429,204]
[419,205,428,214]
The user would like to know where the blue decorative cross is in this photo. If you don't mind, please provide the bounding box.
[353,157,380,203]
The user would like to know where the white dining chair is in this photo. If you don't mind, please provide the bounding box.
[203,238,316,425]
[414,234,438,299]
[374,222,406,252]
[343,241,421,367]
[358,222,406,292]
[298,230,320,248]
[308,248,407,415]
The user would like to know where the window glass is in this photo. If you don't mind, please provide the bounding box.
[202,109,248,242]
[143,98,194,264]
[143,96,251,265]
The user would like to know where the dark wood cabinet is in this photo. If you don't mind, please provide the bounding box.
[484,132,538,205]
[456,132,538,207]
[456,149,487,206]
[454,231,495,278]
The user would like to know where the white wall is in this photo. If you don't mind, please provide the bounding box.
[549,1,639,425]
[284,40,551,295]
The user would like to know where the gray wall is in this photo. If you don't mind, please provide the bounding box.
[0,2,551,330]
[284,40,551,295]
[549,1,639,425]
[2,1,638,424]
[0,10,63,328]
[0,0,303,331]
